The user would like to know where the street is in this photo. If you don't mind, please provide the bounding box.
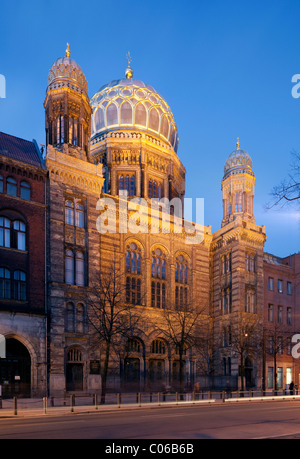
[1,401,300,439]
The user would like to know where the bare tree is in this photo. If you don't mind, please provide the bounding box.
[86,256,143,404]
[267,150,300,209]
[156,301,208,396]
[229,315,262,393]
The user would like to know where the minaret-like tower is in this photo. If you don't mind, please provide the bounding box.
[221,138,255,227]
[211,139,266,390]
[44,44,92,161]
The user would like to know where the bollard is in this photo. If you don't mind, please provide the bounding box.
[158,392,161,406]
[70,394,75,413]
[117,393,121,408]
[137,392,141,407]
[13,397,17,416]
[176,392,179,405]
[94,394,98,410]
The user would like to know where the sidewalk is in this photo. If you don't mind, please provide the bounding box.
[1,393,300,418]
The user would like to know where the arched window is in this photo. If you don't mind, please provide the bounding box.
[20,181,30,200]
[126,338,142,353]
[65,249,75,285]
[13,220,26,251]
[235,192,242,212]
[13,270,26,301]
[76,303,85,334]
[76,251,85,286]
[0,217,11,248]
[68,117,79,146]
[126,242,142,305]
[135,103,147,126]
[107,103,118,125]
[0,175,3,193]
[65,199,74,225]
[6,177,17,197]
[56,115,65,144]
[148,108,159,131]
[95,108,105,131]
[75,202,85,228]
[151,248,167,309]
[160,115,169,139]
[66,302,75,332]
[0,268,11,299]
[151,339,166,354]
[120,101,133,124]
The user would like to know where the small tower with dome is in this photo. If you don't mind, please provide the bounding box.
[221,138,256,227]
[44,44,92,161]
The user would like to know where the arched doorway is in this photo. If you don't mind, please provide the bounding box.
[0,338,31,398]
[66,347,84,392]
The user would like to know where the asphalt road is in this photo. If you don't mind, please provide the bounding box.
[1,401,300,439]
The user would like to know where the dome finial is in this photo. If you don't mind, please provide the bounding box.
[66,43,71,58]
[125,51,133,79]
[236,137,240,149]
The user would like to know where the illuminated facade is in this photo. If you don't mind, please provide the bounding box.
[1,45,299,398]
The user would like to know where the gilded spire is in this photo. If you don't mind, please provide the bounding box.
[125,51,133,79]
[236,137,240,149]
[66,43,71,58]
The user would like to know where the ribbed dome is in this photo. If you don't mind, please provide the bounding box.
[224,143,254,178]
[90,79,179,153]
[48,56,88,96]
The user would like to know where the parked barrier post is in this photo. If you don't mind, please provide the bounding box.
[13,397,17,416]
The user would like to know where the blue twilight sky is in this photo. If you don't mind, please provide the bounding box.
[0,0,299,257]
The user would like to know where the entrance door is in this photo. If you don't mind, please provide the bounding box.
[66,364,83,391]
[0,338,31,398]
[124,358,140,391]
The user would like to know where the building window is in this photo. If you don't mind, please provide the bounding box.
[13,220,26,251]
[235,192,242,212]
[65,200,74,225]
[0,268,11,299]
[268,277,274,291]
[76,303,85,333]
[278,279,283,293]
[245,252,256,272]
[278,306,283,324]
[75,202,85,228]
[245,289,255,314]
[125,243,142,305]
[20,181,31,200]
[222,252,232,274]
[222,287,232,314]
[287,282,292,295]
[175,255,188,284]
[0,175,3,193]
[151,281,166,309]
[69,117,79,146]
[126,338,141,353]
[76,251,85,286]
[151,339,166,354]
[0,217,11,248]
[148,179,162,199]
[13,270,26,301]
[65,249,75,285]
[287,307,292,325]
[66,302,75,332]
[6,177,17,197]
[151,248,166,309]
[268,304,274,322]
[119,174,136,197]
